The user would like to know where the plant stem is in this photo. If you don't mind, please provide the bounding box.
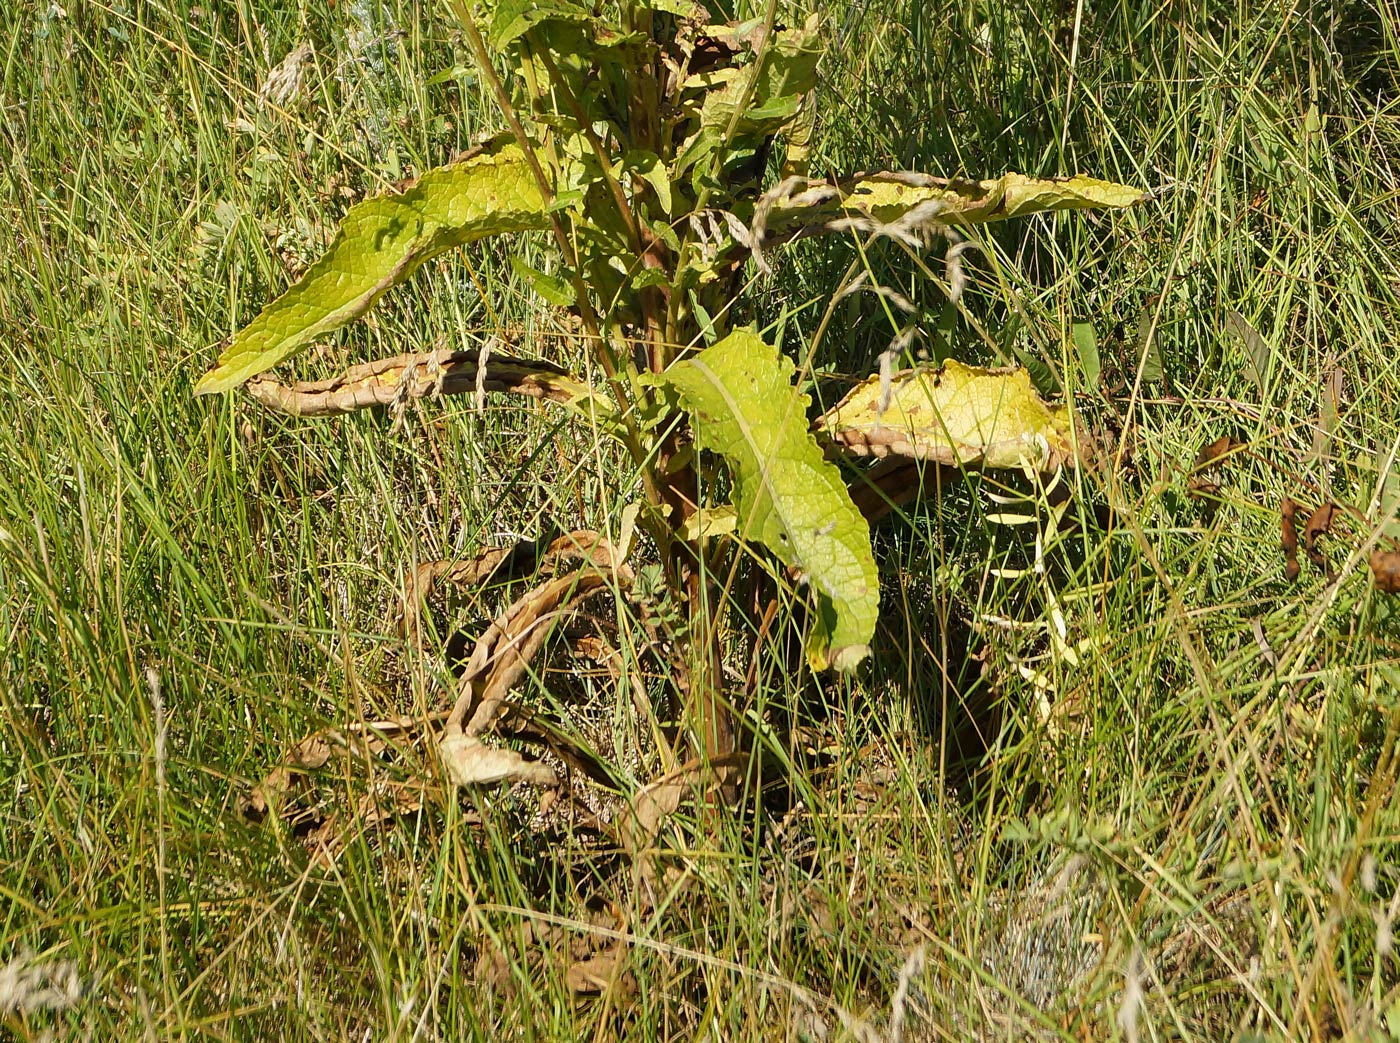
[444,0,663,515]
[663,0,781,349]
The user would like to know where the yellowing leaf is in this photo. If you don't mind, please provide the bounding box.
[195,136,548,395]
[759,171,1144,244]
[659,330,879,671]
[819,360,1083,471]
[679,505,738,542]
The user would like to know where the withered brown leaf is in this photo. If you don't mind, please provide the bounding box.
[1370,550,1400,593]
[1303,502,1338,575]
[1187,435,1242,522]
[565,949,635,996]
[1193,435,1242,471]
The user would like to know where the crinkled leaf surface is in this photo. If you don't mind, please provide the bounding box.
[672,15,821,191]
[819,360,1083,471]
[195,136,548,395]
[488,0,592,49]
[762,171,1144,240]
[661,330,878,670]
[697,15,822,134]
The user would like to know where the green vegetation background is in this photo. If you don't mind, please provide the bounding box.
[3,0,1399,1039]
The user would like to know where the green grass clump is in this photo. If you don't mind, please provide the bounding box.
[3,1,1400,1040]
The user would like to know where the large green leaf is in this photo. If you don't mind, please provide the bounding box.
[660,330,879,671]
[759,171,1145,243]
[195,136,548,395]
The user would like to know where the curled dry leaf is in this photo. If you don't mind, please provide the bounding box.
[438,733,558,788]
[615,754,746,856]
[302,780,433,868]
[1187,434,1242,504]
[757,169,1144,248]
[401,529,624,645]
[242,720,413,822]
[1370,550,1400,593]
[243,348,605,417]
[436,538,633,791]
[449,561,631,738]
[1193,435,1242,471]
[1281,497,1300,582]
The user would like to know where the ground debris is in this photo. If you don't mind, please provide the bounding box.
[565,948,635,996]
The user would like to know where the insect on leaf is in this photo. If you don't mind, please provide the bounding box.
[658,330,880,671]
[195,135,548,395]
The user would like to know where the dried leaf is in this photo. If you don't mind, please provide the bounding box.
[758,170,1144,248]
[1304,502,1338,575]
[1187,435,1241,517]
[438,733,558,788]
[242,767,295,822]
[818,359,1083,471]
[619,768,693,854]
[565,949,635,996]
[1281,498,1301,582]
[241,720,415,822]
[473,939,516,997]
[846,457,955,525]
[448,563,630,738]
[1370,550,1400,593]
[242,348,606,418]
[615,755,744,856]
[434,549,633,791]
[302,781,433,867]
[401,530,624,644]
[1187,479,1221,502]
[1193,435,1241,471]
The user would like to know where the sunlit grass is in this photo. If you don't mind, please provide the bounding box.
[2,1,1399,1040]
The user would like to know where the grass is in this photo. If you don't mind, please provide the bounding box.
[3,0,1400,1039]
